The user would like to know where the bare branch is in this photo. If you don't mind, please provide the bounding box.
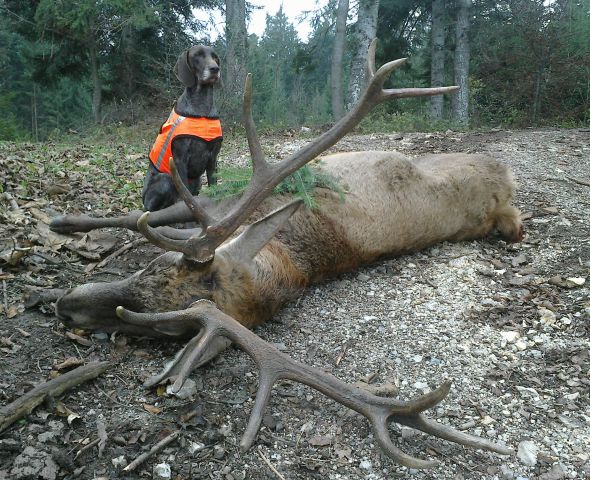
[123,430,180,472]
[0,362,110,432]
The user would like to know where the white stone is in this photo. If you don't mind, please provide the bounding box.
[517,440,538,467]
[500,331,520,344]
[111,456,127,469]
[167,378,197,399]
[412,381,429,391]
[189,442,205,454]
[153,462,171,480]
[539,307,557,325]
[481,415,495,425]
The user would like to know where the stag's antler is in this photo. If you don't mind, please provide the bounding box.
[116,301,512,469]
[137,40,459,263]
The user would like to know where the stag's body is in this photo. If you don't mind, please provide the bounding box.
[56,150,521,331]
[210,151,521,326]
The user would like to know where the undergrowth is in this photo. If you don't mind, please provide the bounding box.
[205,164,344,209]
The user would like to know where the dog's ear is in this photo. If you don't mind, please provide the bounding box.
[174,49,196,88]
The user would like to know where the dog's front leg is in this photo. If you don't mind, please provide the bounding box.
[206,140,222,186]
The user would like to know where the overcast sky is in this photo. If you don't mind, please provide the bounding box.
[194,1,329,42]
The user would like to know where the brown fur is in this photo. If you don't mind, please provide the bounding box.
[55,151,522,334]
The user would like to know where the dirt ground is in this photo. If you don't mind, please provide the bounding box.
[0,128,589,480]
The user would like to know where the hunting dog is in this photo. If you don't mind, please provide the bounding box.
[142,45,222,212]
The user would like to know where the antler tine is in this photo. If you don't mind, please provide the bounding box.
[116,301,512,469]
[136,212,186,252]
[394,414,514,455]
[169,158,215,228]
[243,74,268,173]
[115,306,231,387]
[137,212,195,255]
[137,208,223,264]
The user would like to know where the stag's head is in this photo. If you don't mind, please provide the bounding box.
[55,199,303,335]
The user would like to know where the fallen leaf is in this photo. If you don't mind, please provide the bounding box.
[0,248,28,266]
[6,304,24,318]
[334,444,352,459]
[565,277,585,287]
[143,404,162,415]
[354,381,399,396]
[156,385,167,397]
[35,223,73,251]
[308,435,334,447]
[47,184,71,196]
[65,332,93,347]
[15,327,31,337]
[54,357,84,371]
[511,254,527,267]
[76,231,118,254]
[56,402,81,425]
[30,208,52,224]
[1,337,15,347]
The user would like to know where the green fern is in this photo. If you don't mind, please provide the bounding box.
[204,163,345,209]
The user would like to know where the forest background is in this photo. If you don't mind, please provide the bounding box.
[0,0,589,142]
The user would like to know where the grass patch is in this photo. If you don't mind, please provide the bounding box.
[205,164,344,209]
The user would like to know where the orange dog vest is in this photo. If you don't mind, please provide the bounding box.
[149,109,222,174]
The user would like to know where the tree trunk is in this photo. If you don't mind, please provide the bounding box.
[88,31,102,124]
[452,0,471,125]
[430,0,445,120]
[531,61,546,125]
[347,0,380,110]
[331,0,349,120]
[31,83,39,142]
[224,0,247,121]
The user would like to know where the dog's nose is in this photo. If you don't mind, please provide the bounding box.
[210,66,220,74]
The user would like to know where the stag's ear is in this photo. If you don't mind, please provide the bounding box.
[221,200,303,262]
[174,49,196,87]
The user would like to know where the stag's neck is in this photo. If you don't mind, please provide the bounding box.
[175,83,218,118]
[242,199,366,328]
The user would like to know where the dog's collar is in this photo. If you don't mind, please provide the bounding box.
[173,104,219,120]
